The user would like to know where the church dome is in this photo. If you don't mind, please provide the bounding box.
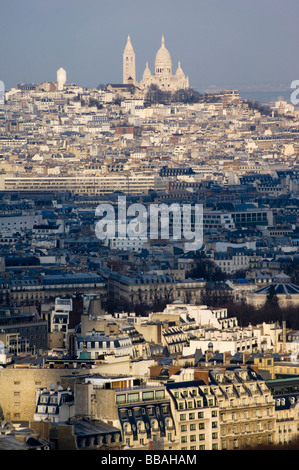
[79,350,91,360]
[175,61,184,77]
[143,61,152,80]
[155,36,172,74]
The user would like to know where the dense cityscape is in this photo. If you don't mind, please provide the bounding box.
[1,31,299,453]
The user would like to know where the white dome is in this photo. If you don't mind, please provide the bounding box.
[155,36,172,73]
[175,61,184,77]
[143,62,152,80]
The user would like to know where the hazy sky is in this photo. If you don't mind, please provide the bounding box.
[1,0,299,92]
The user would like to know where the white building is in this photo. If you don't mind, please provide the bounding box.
[183,322,277,357]
[0,213,43,232]
[123,35,189,92]
[76,331,133,359]
[57,67,67,91]
[33,385,75,423]
[50,297,72,330]
[162,303,238,329]
[103,236,147,252]
[0,340,12,366]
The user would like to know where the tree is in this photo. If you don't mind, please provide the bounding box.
[266,284,279,309]
[188,253,226,282]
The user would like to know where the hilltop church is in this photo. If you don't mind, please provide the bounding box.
[123,35,189,92]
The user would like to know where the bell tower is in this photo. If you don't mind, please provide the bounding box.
[123,35,136,85]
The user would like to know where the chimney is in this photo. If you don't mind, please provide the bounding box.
[194,369,209,385]
[223,351,231,364]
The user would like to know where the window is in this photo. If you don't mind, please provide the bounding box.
[128,393,139,403]
[142,391,154,401]
[116,394,126,404]
[155,390,165,400]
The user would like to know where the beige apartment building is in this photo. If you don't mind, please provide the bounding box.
[0,358,297,450]
[5,272,106,307]
[102,270,206,308]
[72,375,179,450]
[0,174,168,196]
[165,378,221,450]
[212,367,276,449]
[0,367,70,422]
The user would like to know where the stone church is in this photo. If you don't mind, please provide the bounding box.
[123,35,189,92]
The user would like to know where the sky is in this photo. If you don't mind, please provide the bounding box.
[1,0,299,93]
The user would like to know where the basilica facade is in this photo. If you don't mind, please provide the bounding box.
[123,35,189,92]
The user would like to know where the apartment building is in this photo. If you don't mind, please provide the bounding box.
[75,332,133,359]
[203,207,273,231]
[210,367,276,450]
[165,379,220,450]
[33,385,75,423]
[31,385,123,450]
[213,247,251,274]
[266,376,299,445]
[0,175,168,196]
[61,363,277,451]
[73,375,178,450]
[100,268,205,307]
[5,272,106,306]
